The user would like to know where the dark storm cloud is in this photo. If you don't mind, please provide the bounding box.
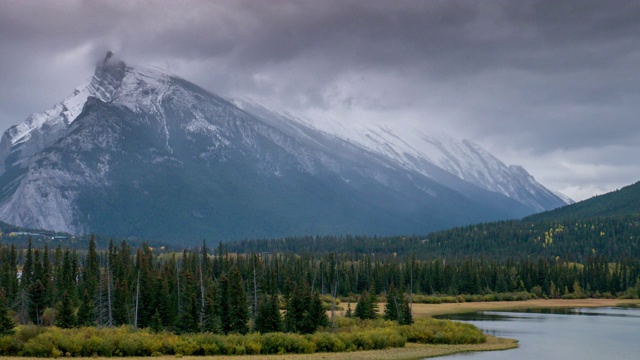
[1,0,639,200]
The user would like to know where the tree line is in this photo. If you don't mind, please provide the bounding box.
[2,235,640,335]
[227,214,640,261]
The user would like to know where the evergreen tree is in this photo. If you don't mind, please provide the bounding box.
[254,295,282,333]
[0,289,15,335]
[82,235,100,303]
[202,282,221,333]
[227,267,249,334]
[399,294,413,325]
[76,290,95,327]
[22,239,34,290]
[28,280,46,325]
[182,293,199,333]
[354,290,378,320]
[384,283,400,321]
[218,273,231,333]
[284,281,310,332]
[149,308,164,333]
[345,302,352,318]
[55,291,76,328]
[301,290,328,334]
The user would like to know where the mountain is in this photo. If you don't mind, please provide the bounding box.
[525,180,640,222]
[232,98,568,213]
[0,53,567,243]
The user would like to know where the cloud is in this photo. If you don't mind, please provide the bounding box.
[0,0,639,200]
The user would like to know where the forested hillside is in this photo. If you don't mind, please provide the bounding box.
[228,215,640,261]
[526,181,640,222]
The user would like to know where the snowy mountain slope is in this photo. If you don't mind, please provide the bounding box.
[233,98,568,212]
[0,53,559,243]
[0,52,124,175]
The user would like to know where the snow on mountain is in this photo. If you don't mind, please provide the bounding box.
[0,53,567,241]
[232,98,569,212]
[0,52,125,174]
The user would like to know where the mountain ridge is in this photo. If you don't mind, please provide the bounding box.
[0,53,567,243]
[232,97,568,213]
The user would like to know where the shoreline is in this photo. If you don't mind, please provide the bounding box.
[3,299,637,360]
[409,298,640,317]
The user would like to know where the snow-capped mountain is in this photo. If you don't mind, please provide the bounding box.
[232,98,569,213]
[0,53,568,243]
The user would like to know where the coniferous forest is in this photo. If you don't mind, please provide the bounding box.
[1,212,640,356]
[2,231,640,331]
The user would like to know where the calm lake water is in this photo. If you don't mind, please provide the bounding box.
[435,306,640,360]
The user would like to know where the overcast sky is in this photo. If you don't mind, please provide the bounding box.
[1,0,639,201]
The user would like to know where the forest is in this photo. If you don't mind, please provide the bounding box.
[1,211,639,357]
[227,214,640,260]
[2,232,640,334]
[0,237,495,357]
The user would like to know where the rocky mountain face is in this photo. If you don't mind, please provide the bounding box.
[0,53,568,244]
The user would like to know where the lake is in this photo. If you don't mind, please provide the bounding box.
[435,306,640,359]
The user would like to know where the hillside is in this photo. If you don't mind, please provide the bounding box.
[525,181,640,222]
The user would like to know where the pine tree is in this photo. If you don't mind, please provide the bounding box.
[202,283,221,333]
[28,280,46,325]
[284,281,310,332]
[82,235,100,304]
[55,291,76,329]
[255,295,282,333]
[384,283,400,321]
[345,302,352,318]
[22,239,34,290]
[149,308,164,333]
[301,290,328,334]
[218,273,231,333]
[354,290,378,320]
[77,290,95,327]
[227,267,249,334]
[0,289,15,335]
[182,293,200,333]
[399,294,413,325]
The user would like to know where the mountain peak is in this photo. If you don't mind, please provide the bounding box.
[93,51,125,95]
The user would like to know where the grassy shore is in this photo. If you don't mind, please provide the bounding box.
[0,336,517,360]
[4,298,636,360]
[408,298,640,317]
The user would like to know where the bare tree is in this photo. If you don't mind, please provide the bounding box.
[134,272,140,329]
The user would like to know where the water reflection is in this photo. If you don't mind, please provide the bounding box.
[433,307,640,360]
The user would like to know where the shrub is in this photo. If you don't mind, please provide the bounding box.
[260,332,288,354]
[399,318,485,345]
[311,332,346,352]
[22,336,56,357]
[0,335,24,355]
[173,338,199,356]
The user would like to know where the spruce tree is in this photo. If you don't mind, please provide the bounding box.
[55,291,76,328]
[28,280,46,325]
[202,283,221,333]
[345,302,352,318]
[301,290,328,334]
[149,308,164,333]
[218,273,231,333]
[399,294,413,325]
[384,283,400,321]
[284,282,310,332]
[355,290,375,320]
[227,267,249,334]
[0,289,15,335]
[255,295,282,333]
[182,293,199,333]
[77,290,95,327]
